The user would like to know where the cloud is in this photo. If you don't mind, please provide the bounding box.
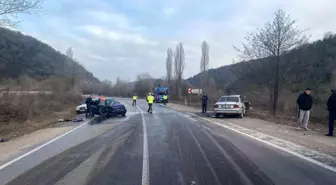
[81,24,157,45]
[163,7,177,17]
[17,0,336,82]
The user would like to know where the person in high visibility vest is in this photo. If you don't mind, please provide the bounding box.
[163,93,168,105]
[98,95,106,116]
[132,94,137,106]
[146,93,151,102]
[147,93,154,113]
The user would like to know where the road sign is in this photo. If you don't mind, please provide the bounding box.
[188,88,202,94]
[191,89,202,94]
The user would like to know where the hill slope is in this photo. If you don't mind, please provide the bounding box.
[0,27,99,83]
[187,35,336,117]
[188,35,336,92]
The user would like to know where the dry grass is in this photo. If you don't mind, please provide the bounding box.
[0,92,80,139]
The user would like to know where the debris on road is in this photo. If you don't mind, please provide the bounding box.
[0,138,9,142]
[72,114,85,122]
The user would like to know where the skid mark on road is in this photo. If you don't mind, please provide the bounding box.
[203,130,253,185]
[54,146,106,185]
[184,123,221,185]
[195,116,336,173]
[174,108,336,173]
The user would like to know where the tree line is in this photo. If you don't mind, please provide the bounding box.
[186,9,336,123]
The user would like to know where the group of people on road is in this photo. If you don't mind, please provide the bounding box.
[84,94,106,118]
[131,93,168,113]
[297,88,335,136]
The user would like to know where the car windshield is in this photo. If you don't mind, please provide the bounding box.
[106,99,119,105]
[218,96,239,102]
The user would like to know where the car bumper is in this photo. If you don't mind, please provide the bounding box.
[76,109,86,114]
[213,108,242,114]
[109,108,127,115]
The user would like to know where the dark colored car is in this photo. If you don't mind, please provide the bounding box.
[90,98,127,117]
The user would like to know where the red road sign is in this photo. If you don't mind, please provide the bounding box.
[188,88,192,94]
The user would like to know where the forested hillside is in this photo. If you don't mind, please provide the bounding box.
[188,65,236,88]
[0,27,99,83]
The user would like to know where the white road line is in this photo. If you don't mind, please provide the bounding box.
[136,105,150,185]
[0,117,96,171]
[198,116,336,173]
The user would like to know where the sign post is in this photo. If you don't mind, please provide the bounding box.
[187,88,203,106]
[188,88,192,105]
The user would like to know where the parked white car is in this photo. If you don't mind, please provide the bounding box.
[76,101,87,114]
[75,98,99,114]
[213,95,251,118]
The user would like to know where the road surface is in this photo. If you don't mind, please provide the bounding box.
[0,98,335,185]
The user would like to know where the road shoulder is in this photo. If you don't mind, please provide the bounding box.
[166,103,336,172]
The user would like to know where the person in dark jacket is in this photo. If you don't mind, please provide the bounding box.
[85,95,93,118]
[326,89,336,136]
[201,92,208,113]
[296,88,313,130]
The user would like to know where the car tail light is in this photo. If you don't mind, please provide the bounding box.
[214,105,218,108]
[233,104,239,108]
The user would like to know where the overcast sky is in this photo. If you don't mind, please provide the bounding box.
[18,0,336,82]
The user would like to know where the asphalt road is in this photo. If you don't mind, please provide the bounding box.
[0,98,335,185]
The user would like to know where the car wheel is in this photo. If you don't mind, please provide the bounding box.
[76,111,81,114]
[215,113,220,118]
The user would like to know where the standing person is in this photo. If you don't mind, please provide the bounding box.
[296,88,313,130]
[326,89,336,136]
[147,93,154,113]
[98,95,106,116]
[132,94,137,106]
[201,92,208,113]
[163,93,168,105]
[85,95,93,118]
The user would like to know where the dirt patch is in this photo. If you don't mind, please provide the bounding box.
[0,92,81,139]
[0,107,76,140]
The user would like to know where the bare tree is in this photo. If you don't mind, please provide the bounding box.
[0,0,43,26]
[66,47,73,59]
[174,42,185,100]
[134,72,152,97]
[200,41,209,88]
[234,9,308,114]
[66,47,76,86]
[166,48,173,84]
